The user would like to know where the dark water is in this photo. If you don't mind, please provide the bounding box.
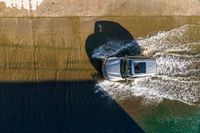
[0,81,143,133]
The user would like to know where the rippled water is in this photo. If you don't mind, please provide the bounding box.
[94,24,200,105]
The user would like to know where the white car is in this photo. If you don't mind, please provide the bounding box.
[102,56,157,81]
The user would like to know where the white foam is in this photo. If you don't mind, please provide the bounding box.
[0,0,43,10]
[94,24,200,105]
[96,76,200,105]
[166,42,200,52]
[138,24,200,56]
[154,53,200,76]
[92,40,139,59]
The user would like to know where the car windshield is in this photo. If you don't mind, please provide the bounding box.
[120,59,132,78]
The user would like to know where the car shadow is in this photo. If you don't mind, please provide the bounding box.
[85,21,141,75]
[0,80,144,133]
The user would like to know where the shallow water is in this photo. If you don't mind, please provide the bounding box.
[0,16,199,132]
[96,24,200,105]
[92,20,200,132]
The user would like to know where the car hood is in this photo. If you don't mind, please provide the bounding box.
[105,59,122,79]
[146,60,157,74]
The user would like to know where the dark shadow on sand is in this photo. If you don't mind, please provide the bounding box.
[85,21,141,74]
[0,81,144,133]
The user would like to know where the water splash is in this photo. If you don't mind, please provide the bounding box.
[92,40,141,59]
[96,76,200,105]
[138,24,200,56]
[154,53,200,76]
[94,24,200,105]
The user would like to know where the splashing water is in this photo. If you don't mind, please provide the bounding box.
[92,40,141,59]
[96,75,200,105]
[138,24,200,56]
[94,24,200,105]
[154,53,200,76]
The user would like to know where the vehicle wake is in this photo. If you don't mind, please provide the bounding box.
[93,24,200,105]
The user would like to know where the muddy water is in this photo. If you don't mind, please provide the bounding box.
[0,17,200,132]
